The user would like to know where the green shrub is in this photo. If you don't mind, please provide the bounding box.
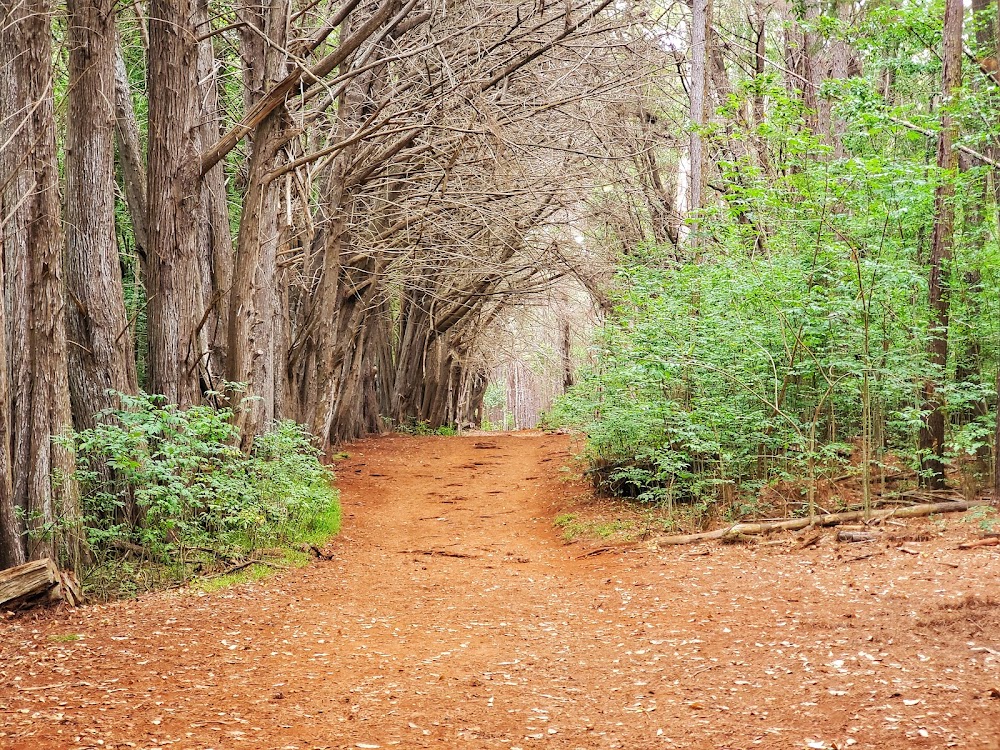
[67,392,339,595]
[547,253,948,513]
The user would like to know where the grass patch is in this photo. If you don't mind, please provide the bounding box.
[48,633,82,643]
[554,504,700,542]
[196,563,271,593]
[296,502,342,547]
[394,417,459,436]
[554,512,636,542]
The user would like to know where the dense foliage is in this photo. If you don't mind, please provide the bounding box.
[550,0,1000,516]
[64,393,339,596]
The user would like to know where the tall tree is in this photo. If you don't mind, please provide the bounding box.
[0,0,80,565]
[689,0,712,219]
[65,0,138,428]
[919,0,964,489]
[228,0,292,445]
[193,0,234,394]
[973,0,1000,497]
[113,46,149,265]
[146,0,205,406]
[0,233,16,568]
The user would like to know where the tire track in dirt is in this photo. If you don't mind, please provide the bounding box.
[1,432,999,749]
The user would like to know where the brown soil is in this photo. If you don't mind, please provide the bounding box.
[1,432,999,750]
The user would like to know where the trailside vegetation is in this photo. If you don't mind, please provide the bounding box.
[549,0,1000,521]
[64,394,340,598]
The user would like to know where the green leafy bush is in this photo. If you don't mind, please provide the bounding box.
[551,45,1000,518]
[68,392,339,594]
[550,248,992,515]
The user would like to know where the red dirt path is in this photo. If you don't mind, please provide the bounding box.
[1,432,999,749]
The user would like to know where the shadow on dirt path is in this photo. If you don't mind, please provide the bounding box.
[1,432,999,749]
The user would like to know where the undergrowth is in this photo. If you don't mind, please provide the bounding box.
[65,392,340,600]
[546,252,995,524]
[393,417,458,436]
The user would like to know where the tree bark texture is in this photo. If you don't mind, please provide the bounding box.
[146,0,205,406]
[0,558,84,610]
[228,0,290,445]
[688,0,712,216]
[193,0,235,394]
[971,0,1000,496]
[0,0,80,566]
[0,211,16,568]
[65,0,139,429]
[113,47,149,264]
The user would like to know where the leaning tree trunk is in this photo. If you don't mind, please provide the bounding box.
[146,0,205,406]
[193,0,236,396]
[113,46,149,266]
[65,0,138,428]
[919,0,964,489]
[0,0,80,566]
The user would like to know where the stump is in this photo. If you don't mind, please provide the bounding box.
[0,558,84,610]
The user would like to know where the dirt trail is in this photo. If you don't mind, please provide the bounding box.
[1,433,999,749]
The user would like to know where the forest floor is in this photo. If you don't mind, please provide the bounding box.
[1,432,999,750]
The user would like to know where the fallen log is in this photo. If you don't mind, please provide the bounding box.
[721,531,758,544]
[653,500,987,547]
[0,558,83,610]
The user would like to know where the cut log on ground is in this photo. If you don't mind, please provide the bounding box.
[653,500,987,547]
[0,558,84,610]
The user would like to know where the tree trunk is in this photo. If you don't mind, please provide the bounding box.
[65,0,138,429]
[0,218,17,568]
[751,1,772,175]
[193,0,235,395]
[803,0,829,139]
[114,46,149,266]
[228,0,290,445]
[0,0,80,566]
[561,319,574,393]
[146,0,205,406]
[688,0,712,219]
[970,0,1000,498]
[919,0,963,489]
